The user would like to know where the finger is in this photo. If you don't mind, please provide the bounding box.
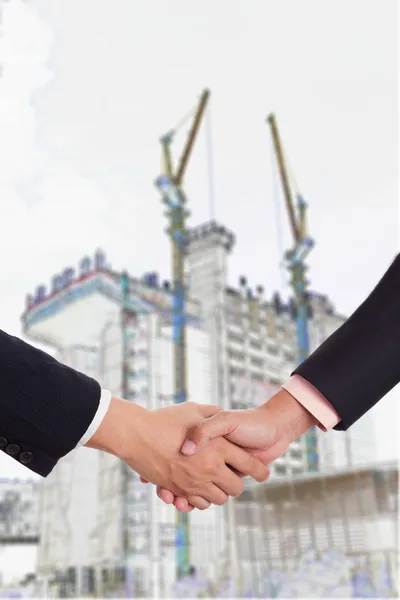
[186,496,211,511]
[158,492,198,513]
[213,465,244,497]
[181,412,236,456]
[140,477,149,484]
[157,488,175,504]
[174,497,195,512]
[199,484,228,507]
[223,443,270,483]
[228,466,245,477]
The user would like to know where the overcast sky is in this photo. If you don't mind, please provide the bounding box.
[0,0,398,583]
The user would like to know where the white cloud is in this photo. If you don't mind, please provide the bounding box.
[0,0,51,182]
[0,1,147,333]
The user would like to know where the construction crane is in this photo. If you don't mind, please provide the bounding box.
[155,88,210,580]
[267,113,319,472]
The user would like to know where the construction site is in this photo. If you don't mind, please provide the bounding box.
[0,89,398,598]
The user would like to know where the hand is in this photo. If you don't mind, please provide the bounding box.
[150,389,317,511]
[85,398,269,510]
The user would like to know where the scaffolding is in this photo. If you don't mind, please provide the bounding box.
[234,461,398,598]
[84,292,218,598]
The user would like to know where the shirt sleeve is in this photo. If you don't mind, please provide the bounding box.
[281,374,341,431]
[76,388,112,447]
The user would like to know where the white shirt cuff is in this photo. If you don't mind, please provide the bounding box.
[76,388,112,447]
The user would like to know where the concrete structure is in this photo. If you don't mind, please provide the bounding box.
[235,461,399,597]
[0,479,39,544]
[21,223,376,595]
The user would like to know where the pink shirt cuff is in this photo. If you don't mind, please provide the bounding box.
[281,375,341,431]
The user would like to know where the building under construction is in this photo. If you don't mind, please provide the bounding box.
[18,90,392,597]
[20,233,379,597]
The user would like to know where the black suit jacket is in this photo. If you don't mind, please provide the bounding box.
[0,330,100,476]
[294,253,400,430]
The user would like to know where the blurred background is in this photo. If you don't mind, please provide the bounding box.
[0,0,398,597]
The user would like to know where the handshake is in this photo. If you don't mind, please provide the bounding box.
[86,389,317,512]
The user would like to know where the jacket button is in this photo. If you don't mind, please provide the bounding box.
[20,452,34,465]
[5,444,20,456]
[0,437,8,449]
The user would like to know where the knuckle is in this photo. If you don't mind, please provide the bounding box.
[203,460,217,476]
[197,453,217,475]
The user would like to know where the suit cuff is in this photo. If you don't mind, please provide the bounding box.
[281,375,341,431]
[76,388,112,447]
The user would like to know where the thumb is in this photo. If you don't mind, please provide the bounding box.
[181,411,237,456]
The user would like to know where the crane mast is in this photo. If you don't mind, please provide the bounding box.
[155,89,210,579]
[120,270,139,597]
[267,113,319,472]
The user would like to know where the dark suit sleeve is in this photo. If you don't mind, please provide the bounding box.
[293,254,400,430]
[0,329,101,477]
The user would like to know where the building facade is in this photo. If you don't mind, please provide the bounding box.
[21,224,376,595]
[24,250,226,596]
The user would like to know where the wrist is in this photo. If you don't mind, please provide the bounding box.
[258,389,318,444]
[84,396,148,460]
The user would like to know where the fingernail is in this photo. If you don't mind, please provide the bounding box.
[181,440,197,455]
